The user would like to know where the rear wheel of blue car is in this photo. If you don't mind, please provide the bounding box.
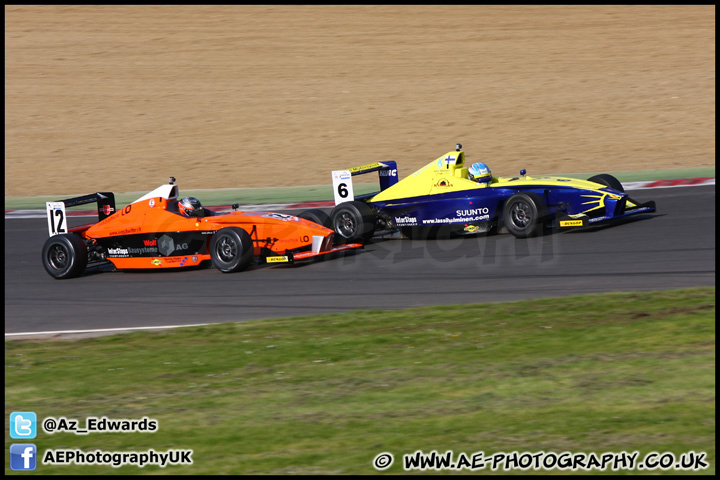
[330,201,376,243]
[587,174,624,192]
[503,192,548,238]
[42,233,88,279]
[210,227,254,273]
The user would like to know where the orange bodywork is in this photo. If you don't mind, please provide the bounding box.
[71,195,347,270]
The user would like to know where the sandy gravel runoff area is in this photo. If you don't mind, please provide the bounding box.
[4,5,715,197]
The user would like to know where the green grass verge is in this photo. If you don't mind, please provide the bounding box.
[4,166,714,210]
[5,287,715,475]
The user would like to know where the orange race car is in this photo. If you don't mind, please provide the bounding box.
[42,177,362,279]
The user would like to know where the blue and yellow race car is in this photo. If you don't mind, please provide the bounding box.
[323,144,656,241]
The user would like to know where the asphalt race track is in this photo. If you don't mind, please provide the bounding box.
[5,185,715,338]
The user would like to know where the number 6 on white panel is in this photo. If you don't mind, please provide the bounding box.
[46,202,67,236]
[332,170,354,206]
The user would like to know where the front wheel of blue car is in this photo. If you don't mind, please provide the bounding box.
[502,192,548,238]
[587,174,624,192]
[210,227,254,273]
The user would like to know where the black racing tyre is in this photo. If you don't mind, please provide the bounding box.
[587,173,624,192]
[502,192,548,238]
[42,234,88,279]
[329,201,376,243]
[298,208,331,228]
[210,227,254,273]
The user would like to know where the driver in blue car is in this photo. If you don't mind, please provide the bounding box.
[468,162,494,185]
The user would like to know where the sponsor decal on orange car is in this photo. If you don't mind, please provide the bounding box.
[109,227,142,236]
[163,257,187,264]
[262,212,298,221]
[266,256,290,263]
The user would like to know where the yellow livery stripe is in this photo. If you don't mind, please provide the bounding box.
[347,162,387,174]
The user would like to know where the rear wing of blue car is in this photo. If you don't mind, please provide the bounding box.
[331,161,398,205]
[45,192,116,236]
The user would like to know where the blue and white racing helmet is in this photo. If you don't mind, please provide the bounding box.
[468,162,492,183]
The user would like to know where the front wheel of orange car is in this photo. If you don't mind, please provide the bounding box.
[298,208,332,228]
[42,233,88,279]
[210,227,254,273]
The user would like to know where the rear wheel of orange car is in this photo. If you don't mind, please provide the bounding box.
[210,227,254,273]
[42,233,88,279]
[502,192,548,238]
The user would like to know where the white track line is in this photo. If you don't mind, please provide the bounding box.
[5,323,214,339]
